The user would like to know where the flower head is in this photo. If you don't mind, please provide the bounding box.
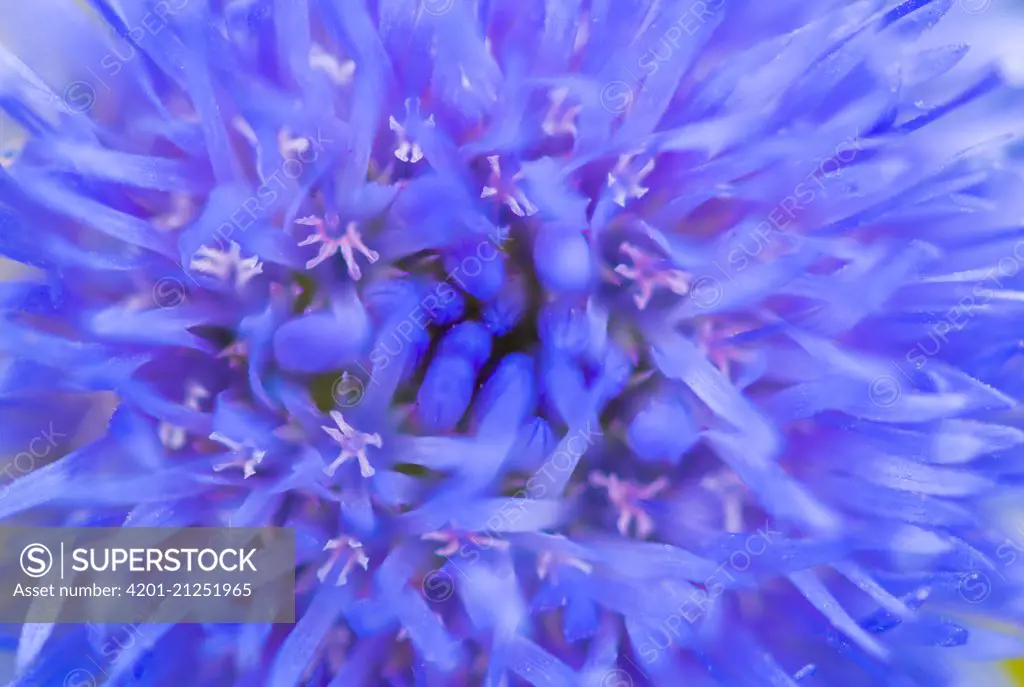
[4,1,1024,686]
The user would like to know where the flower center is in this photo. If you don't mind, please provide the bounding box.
[209,431,266,479]
[693,317,756,380]
[189,241,264,291]
[589,472,668,539]
[481,155,537,217]
[295,215,380,279]
[320,410,382,478]
[611,242,691,309]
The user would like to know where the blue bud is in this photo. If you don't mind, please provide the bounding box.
[472,353,536,437]
[443,239,506,302]
[417,356,476,432]
[540,349,589,427]
[533,225,593,294]
[538,297,589,357]
[273,293,370,372]
[437,321,492,368]
[420,279,466,326]
[506,416,557,471]
[482,273,528,336]
[626,395,698,464]
[417,322,492,432]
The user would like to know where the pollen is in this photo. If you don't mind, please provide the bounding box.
[320,410,382,478]
[589,472,669,539]
[189,241,264,290]
[611,242,690,309]
[296,215,380,279]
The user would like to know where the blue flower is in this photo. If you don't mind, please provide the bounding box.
[3,0,1024,685]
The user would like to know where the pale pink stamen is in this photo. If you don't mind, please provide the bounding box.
[157,382,209,450]
[612,242,690,309]
[209,431,266,479]
[694,318,755,380]
[389,99,434,164]
[481,155,537,217]
[320,410,381,478]
[153,194,195,231]
[537,547,593,580]
[296,215,380,279]
[607,152,655,207]
[309,43,355,85]
[317,536,369,586]
[217,340,249,369]
[542,87,582,138]
[421,529,510,557]
[590,472,669,539]
[421,531,462,557]
[189,241,263,290]
[278,129,311,157]
[700,470,747,533]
